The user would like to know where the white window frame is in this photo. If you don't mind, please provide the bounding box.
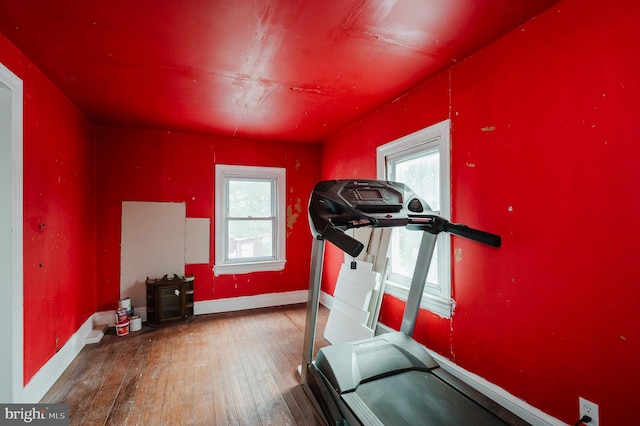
[214,164,286,276]
[376,119,453,317]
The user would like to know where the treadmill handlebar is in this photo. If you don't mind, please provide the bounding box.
[309,180,502,252]
[409,215,502,247]
[321,225,365,257]
[446,222,502,247]
[318,212,500,254]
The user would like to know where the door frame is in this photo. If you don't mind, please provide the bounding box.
[0,61,24,402]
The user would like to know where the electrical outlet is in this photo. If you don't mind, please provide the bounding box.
[579,397,599,426]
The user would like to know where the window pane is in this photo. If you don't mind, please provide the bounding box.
[392,150,439,212]
[390,228,438,285]
[228,220,273,259]
[391,229,421,276]
[389,149,440,285]
[228,180,272,217]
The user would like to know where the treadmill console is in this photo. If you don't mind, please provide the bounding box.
[339,182,404,213]
[308,179,432,238]
[308,179,501,257]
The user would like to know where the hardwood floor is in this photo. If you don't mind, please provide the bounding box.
[41,304,330,426]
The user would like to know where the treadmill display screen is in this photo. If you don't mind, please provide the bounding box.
[358,189,383,200]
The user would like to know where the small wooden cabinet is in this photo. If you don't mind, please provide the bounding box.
[146,274,195,326]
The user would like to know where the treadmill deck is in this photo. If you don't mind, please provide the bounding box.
[349,369,508,425]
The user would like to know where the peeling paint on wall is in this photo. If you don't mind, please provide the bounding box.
[287,197,303,230]
[454,247,462,262]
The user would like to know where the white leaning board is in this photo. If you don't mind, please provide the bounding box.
[324,307,375,344]
[324,261,381,344]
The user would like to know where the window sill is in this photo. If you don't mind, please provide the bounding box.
[213,260,286,276]
[384,280,454,318]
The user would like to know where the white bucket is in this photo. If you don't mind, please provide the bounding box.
[118,297,131,310]
[130,315,142,332]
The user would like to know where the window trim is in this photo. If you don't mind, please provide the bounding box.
[376,119,453,317]
[214,165,286,276]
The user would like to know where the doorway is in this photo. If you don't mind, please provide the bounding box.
[0,62,24,402]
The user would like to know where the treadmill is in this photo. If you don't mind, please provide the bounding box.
[300,179,526,426]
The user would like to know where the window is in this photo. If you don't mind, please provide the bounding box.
[214,165,286,275]
[376,119,452,317]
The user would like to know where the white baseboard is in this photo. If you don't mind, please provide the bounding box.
[194,290,308,315]
[23,314,95,403]
[319,290,333,308]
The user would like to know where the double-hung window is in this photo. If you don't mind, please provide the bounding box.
[376,119,452,317]
[214,165,286,275]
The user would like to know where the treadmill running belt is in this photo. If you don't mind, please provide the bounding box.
[352,370,508,426]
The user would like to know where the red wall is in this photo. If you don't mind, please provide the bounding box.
[0,36,97,384]
[95,127,320,310]
[322,0,639,424]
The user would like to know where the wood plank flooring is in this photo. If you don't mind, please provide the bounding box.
[41,304,330,426]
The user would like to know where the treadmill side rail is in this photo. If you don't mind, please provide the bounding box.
[301,363,345,426]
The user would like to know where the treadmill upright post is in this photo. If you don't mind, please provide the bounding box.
[400,231,438,336]
[301,236,326,382]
